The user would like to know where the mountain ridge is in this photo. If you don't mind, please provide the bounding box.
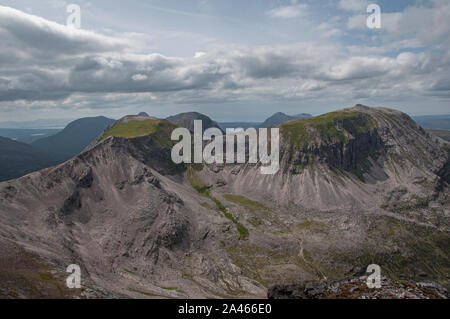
[260,112,312,128]
[0,105,448,298]
[166,112,223,134]
[31,116,115,161]
[0,136,63,182]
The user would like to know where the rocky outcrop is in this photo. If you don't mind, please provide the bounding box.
[436,150,450,192]
[284,129,384,173]
[268,276,449,299]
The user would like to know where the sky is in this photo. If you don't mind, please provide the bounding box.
[0,0,449,122]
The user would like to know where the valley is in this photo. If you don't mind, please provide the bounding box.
[0,105,448,299]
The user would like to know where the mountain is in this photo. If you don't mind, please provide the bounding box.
[426,129,450,142]
[0,128,61,144]
[0,105,448,298]
[218,122,262,131]
[166,112,223,133]
[0,137,63,182]
[31,116,115,161]
[413,115,450,130]
[0,118,72,129]
[292,113,313,119]
[260,112,312,127]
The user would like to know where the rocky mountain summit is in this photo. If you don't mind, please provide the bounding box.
[0,137,63,182]
[0,105,448,299]
[166,112,223,133]
[31,116,115,161]
[260,112,312,128]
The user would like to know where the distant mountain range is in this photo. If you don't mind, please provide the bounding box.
[218,112,312,131]
[0,111,449,183]
[166,112,223,133]
[31,116,115,161]
[0,128,61,144]
[0,105,448,298]
[0,118,73,129]
[426,129,450,142]
[218,122,262,131]
[0,137,63,182]
[412,115,450,130]
[259,112,312,128]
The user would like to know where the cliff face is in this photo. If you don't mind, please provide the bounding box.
[0,106,448,299]
[204,106,447,211]
[283,129,384,174]
[279,105,444,177]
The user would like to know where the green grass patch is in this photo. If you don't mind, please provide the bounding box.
[223,194,269,213]
[186,166,209,194]
[123,268,135,275]
[281,111,375,149]
[36,272,54,281]
[100,119,177,147]
[187,167,249,240]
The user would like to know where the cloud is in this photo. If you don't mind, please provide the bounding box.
[132,74,148,81]
[344,4,450,59]
[0,4,449,116]
[267,4,308,19]
[339,0,369,12]
[0,6,128,56]
[194,52,206,58]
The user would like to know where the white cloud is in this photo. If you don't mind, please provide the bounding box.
[0,5,129,55]
[346,14,366,29]
[132,74,148,81]
[194,51,206,58]
[347,2,450,50]
[0,4,449,116]
[267,4,308,19]
[339,0,369,12]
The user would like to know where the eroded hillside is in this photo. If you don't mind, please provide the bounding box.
[0,105,448,298]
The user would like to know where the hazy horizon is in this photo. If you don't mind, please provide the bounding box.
[0,106,450,129]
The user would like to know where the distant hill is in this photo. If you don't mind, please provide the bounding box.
[426,129,450,142]
[166,112,223,133]
[0,128,61,144]
[218,122,262,131]
[0,137,62,182]
[413,115,450,130]
[260,112,312,127]
[0,118,72,129]
[31,116,115,161]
